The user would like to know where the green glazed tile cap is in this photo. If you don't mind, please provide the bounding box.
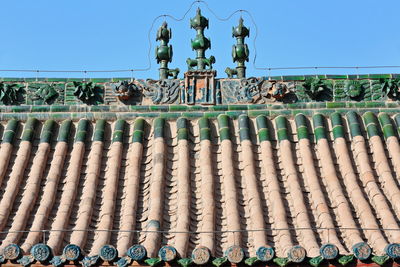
[132,118,145,144]
[238,115,250,141]
[275,116,287,130]
[177,117,188,130]
[177,117,188,141]
[112,120,126,143]
[346,111,362,138]
[256,115,270,142]
[199,117,211,141]
[75,119,89,143]
[40,120,56,144]
[362,112,379,138]
[114,119,126,132]
[394,114,400,134]
[312,114,327,141]
[95,119,106,131]
[154,117,165,139]
[93,119,106,142]
[5,119,18,132]
[21,117,38,142]
[295,114,309,140]
[330,112,345,139]
[217,114,230,141]
[217,114,229,129]
[2,119,19,144]
[133,118,145,131]
[378,113,395,139]
[198,117,209,130]
[330,112,343,128]
[275,116,289,141]
[57,120,72,143]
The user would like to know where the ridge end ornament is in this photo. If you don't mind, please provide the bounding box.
[186,8,215,70]
[155,21,180,80]
[225,17,250,79]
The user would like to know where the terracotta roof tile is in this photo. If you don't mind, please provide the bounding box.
[0,113,398,264]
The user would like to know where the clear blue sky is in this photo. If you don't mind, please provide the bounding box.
[1,0,399,79]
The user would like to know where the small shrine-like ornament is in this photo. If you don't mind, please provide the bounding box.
[184,8,218,105]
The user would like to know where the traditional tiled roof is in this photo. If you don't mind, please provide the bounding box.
[0,106,399,266]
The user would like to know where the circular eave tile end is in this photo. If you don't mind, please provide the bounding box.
[224,245,244,263]
[99,244,117,262]
[192,246,211,265]
[287,245,306,263]
[158,245,177,262]
[127,244,147,261]
[320,243,339,260]
[256,245,274,262]
[62,244,81,261]
[385,243,400,259]
[352,242,371,261]
[3,244,21,260]
[30,243,52,262]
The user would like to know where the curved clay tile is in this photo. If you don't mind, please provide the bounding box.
[46,119,89,254]
[217,115,241,247]
[294,114,346,253]
[142,118,166,257]
[90,120,125,255]
[116,119,145,255]
[362,112,400,218]
[0,118,38,231]
[70,119,107,248]
[0,120,55,249]
[379,113,400,179]
[256,115,293,257]
[173,118,191,257]
[330,112,389,254]
[21,120,72,252]
[237,115,267,255]
[346,112,400,245]
[0,120,19,188]
[197,117,215,254]
[274,115,320,257]
[312,114,363,251]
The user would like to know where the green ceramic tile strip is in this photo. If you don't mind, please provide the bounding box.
[2,119,19,144]
[294,114,309,140]
[217,114,230,141]
[21,117,38,142]
[275,115,289,141]
[153,117,165,139]
[112,119,125,143]
[132,118,145,143]
[394,114,400,135]
[177,117,188,141]
[0,102,400,117]
[93,119,106,142]
[378,113,396,139]
[330,112,345,139]
[312,114,327,142]
[199,117,211,141]
[39,120,56,143]
[362,112,380,138]
[57,120,72,142]
[75,119,89,143]
[238,114,250,142]
[346,111,362,138]
[256,115,270,142]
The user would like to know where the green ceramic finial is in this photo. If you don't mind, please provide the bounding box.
[225,17,250,78]
[155,21,179,79]
[186,8,215,70]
